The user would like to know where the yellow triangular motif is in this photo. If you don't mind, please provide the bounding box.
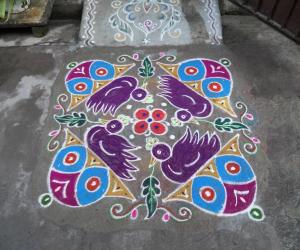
[196,159,219,178]
[93,80,110,93]
[65,129,82,146]
[163,180,192,203]
[219,134,241,156]
[157,63,179,78]
[106,170,136,201]
[86,149,106,167]
[186,81,205,95]
[68,95,89,111]
[210,97,237,117]
[114,64,135,77]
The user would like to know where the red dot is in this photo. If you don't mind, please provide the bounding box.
[200,187,215,202]
[152,109,166,121]
[226,162,240,174]
[96,68,107,76]
[86,177,101,192]
[208,82,222,92]
[185,66,198,75]
[64,152,78,164]
[134,121,148,134]
[150,122,166,135]
[75,83,87,91]
[135,109,150,120]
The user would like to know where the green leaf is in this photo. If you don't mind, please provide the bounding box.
[142,176,161,219]
[214,117,248,133]
[230,122,248,130]
[54,112,87,127]
[138,57,154,78]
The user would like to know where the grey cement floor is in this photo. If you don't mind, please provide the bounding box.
[0,16,299,250]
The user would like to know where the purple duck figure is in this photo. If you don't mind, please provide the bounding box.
[158,75,212,118]
[152,128,221,183]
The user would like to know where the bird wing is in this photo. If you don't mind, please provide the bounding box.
[86,76,137,116]
[158,75,212,117]
[158,75,188,102]
[87,126,139,180]
[161,128,221,183]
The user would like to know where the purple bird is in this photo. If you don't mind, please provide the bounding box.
[158,75,212,118]
[86,76,138,115]
[86,126,139,180]
[160,128,220,183]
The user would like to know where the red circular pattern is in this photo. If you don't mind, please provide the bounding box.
[64,152,78,165]
[226,162,241,174]
[150,122,166,135]
[200,187,215,202]
[86,177,101,192]
[152,109,166,121]
[135,109,150,120]
[208,82,222,92]
[185,66,198,75]
[96,68,108,76]
[75,83,87,91]
[134,121,149,134]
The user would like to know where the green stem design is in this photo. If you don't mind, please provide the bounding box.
[86,118,108,125]
[141,77,149,89]
[55,112,108,127]
[214,117,248,133]
[192,117,248,133]
[192,118,214,126]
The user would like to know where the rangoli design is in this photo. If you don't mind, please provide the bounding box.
[109,0,182,44]
[40,53,265,223]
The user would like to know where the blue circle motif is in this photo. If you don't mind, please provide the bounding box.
[215,155,255,183]
[192,176,226,214]
[76,167,109,206]
[90,60,115,81]
[178,60,205,82]
[53,145,87,173]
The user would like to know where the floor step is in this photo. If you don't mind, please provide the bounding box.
[79,0,223,47]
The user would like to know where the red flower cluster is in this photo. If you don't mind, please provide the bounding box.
[133,108,167,135]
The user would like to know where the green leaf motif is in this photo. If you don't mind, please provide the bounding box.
[214,117,248,133]
[55,112,87,127]
[139,57,154,78]
[142,176,161,219]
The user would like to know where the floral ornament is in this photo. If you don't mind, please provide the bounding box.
[133,108,168,136]
[142,94,154,104]
[145,137,160,151]
[117,114,132,126]
[171,117,184,127]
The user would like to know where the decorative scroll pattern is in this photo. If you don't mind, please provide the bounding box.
[109,0,182,44]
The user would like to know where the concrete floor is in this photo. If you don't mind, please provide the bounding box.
[0,16,299,250]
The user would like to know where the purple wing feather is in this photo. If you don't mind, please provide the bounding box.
[161,128,221,183]
[86,126,139,180]
[86,76,137,116]
[158,75,212,118]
